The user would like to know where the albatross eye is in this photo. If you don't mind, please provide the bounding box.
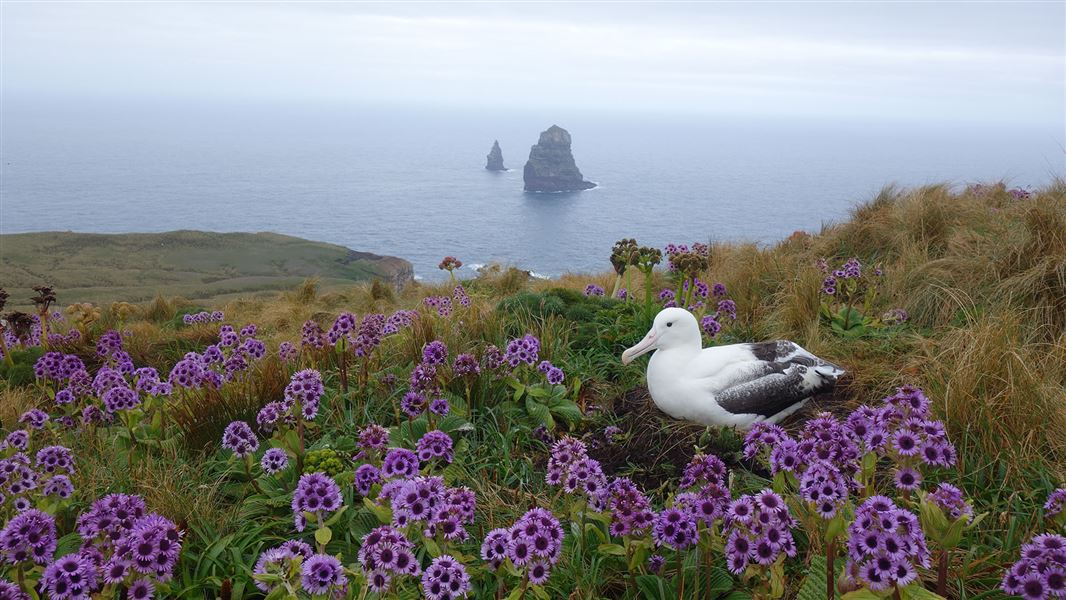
[666,322,673,327]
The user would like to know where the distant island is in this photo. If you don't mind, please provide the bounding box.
[485,140,506,171]
[0,230,413,306]
[523,125,596,192]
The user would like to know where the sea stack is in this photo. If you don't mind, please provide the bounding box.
[523,125,596,192]
[485,140,506,171]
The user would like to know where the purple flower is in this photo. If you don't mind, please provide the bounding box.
[422,341,448,366]
[358,424,390,452]
[1002,533,1066,600]
[76,493,147,549]
[928,483,973,522]
[716,299,737,320]
[546,366,565,385]
[653,507,698,550]
[260,448,289,474]
[800,460,849,519]
[452,353,480,378]
[0,509,57,565]
[222,421,258,457]
[1,430,29,452]
[300,320,326,350]
[291,473,343,531]
[421,555,471,600]
[285,369,325,420]
[301,554,347,595]
[129,578,154,600]
[725,490,797,574]
[680,453,728,489]
[382,448,419,480]
[893,467,922,492]
[41,553,98,600]
[503,334,541,368]
[110,513,183,581]
[102,385,140,413]
[43,474,75,499]
[327,312,357,345]
[845,496,929,591]
[700,316,721,338]
[429,397,450,417]
[18,408,49,430]
[648,554,665,574]
[355,464,382,496]
[401,392,427,418]
[416,431,455,464]
[481,528,511,569]
[356,527,420,596]
[1046,489,1066,520]
[584,284,605,297]
[278,341,297,361]
[35,445,75,475]
[0,580,29,600]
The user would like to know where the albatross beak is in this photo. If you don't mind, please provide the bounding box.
[621,329,658,365]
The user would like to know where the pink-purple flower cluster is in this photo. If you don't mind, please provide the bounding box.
[845,496,929,591]
[545,438,607,509]
[252,539,313,593]
[358,526,421,594]
[0,508,56,564]
[604,478,655,538]
[584,284,605,297]
[724,490,798,574]
[1046,489,1066,521]
[260,448,289,474]
[800,460,849,519]
[221,421,258,457]
[301,554,347,595]
[1002,533,1065,600]
[380,476,475,542]
[504,334,541,369]
[422,555,471,600]
[481,508,564,584]
[928,483,973,522]
[181,310,224,325]
[416,430,454,464]
[291,472,343,531]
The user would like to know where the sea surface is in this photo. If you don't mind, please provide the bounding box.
[2,98,1062,280]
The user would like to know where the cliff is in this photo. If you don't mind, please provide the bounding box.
[485,140,506,171]
[523,125,596,192]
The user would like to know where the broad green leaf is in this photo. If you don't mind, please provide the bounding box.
[597,543,626,556]
[315,526,332,547]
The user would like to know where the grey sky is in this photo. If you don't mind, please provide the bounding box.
[2,2,1063,125]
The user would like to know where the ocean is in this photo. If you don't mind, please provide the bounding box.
[2,98,1062,281]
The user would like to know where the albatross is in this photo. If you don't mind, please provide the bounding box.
[621,307,844,428]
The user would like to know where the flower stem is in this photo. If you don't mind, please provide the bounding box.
[936,549,949,597]
[826,539,836,600]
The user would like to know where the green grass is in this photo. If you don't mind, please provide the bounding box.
[0,230,412,307]
[1,181,1063,599]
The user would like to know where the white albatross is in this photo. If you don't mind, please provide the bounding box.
[621,307,845,428]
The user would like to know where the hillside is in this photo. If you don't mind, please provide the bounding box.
[0,181,1063,600]
[0,230,413,306]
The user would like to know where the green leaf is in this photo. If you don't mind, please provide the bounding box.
[314,526,332,547]
[797,555,833,600]
[323,504,348,527]
[524,397,554,429]
[547,399,583,429]
[636,574,676,600]
[363,497,392,524]
[597,543,627,556]
[841,589,883,600]
[901,584,947,600]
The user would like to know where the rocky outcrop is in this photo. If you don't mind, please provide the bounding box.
[523,125,596,192]
[485,140,506,171]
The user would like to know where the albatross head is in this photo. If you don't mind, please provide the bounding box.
[621,307,701,365]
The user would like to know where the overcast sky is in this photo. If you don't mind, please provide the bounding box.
[2,2,1063,125]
